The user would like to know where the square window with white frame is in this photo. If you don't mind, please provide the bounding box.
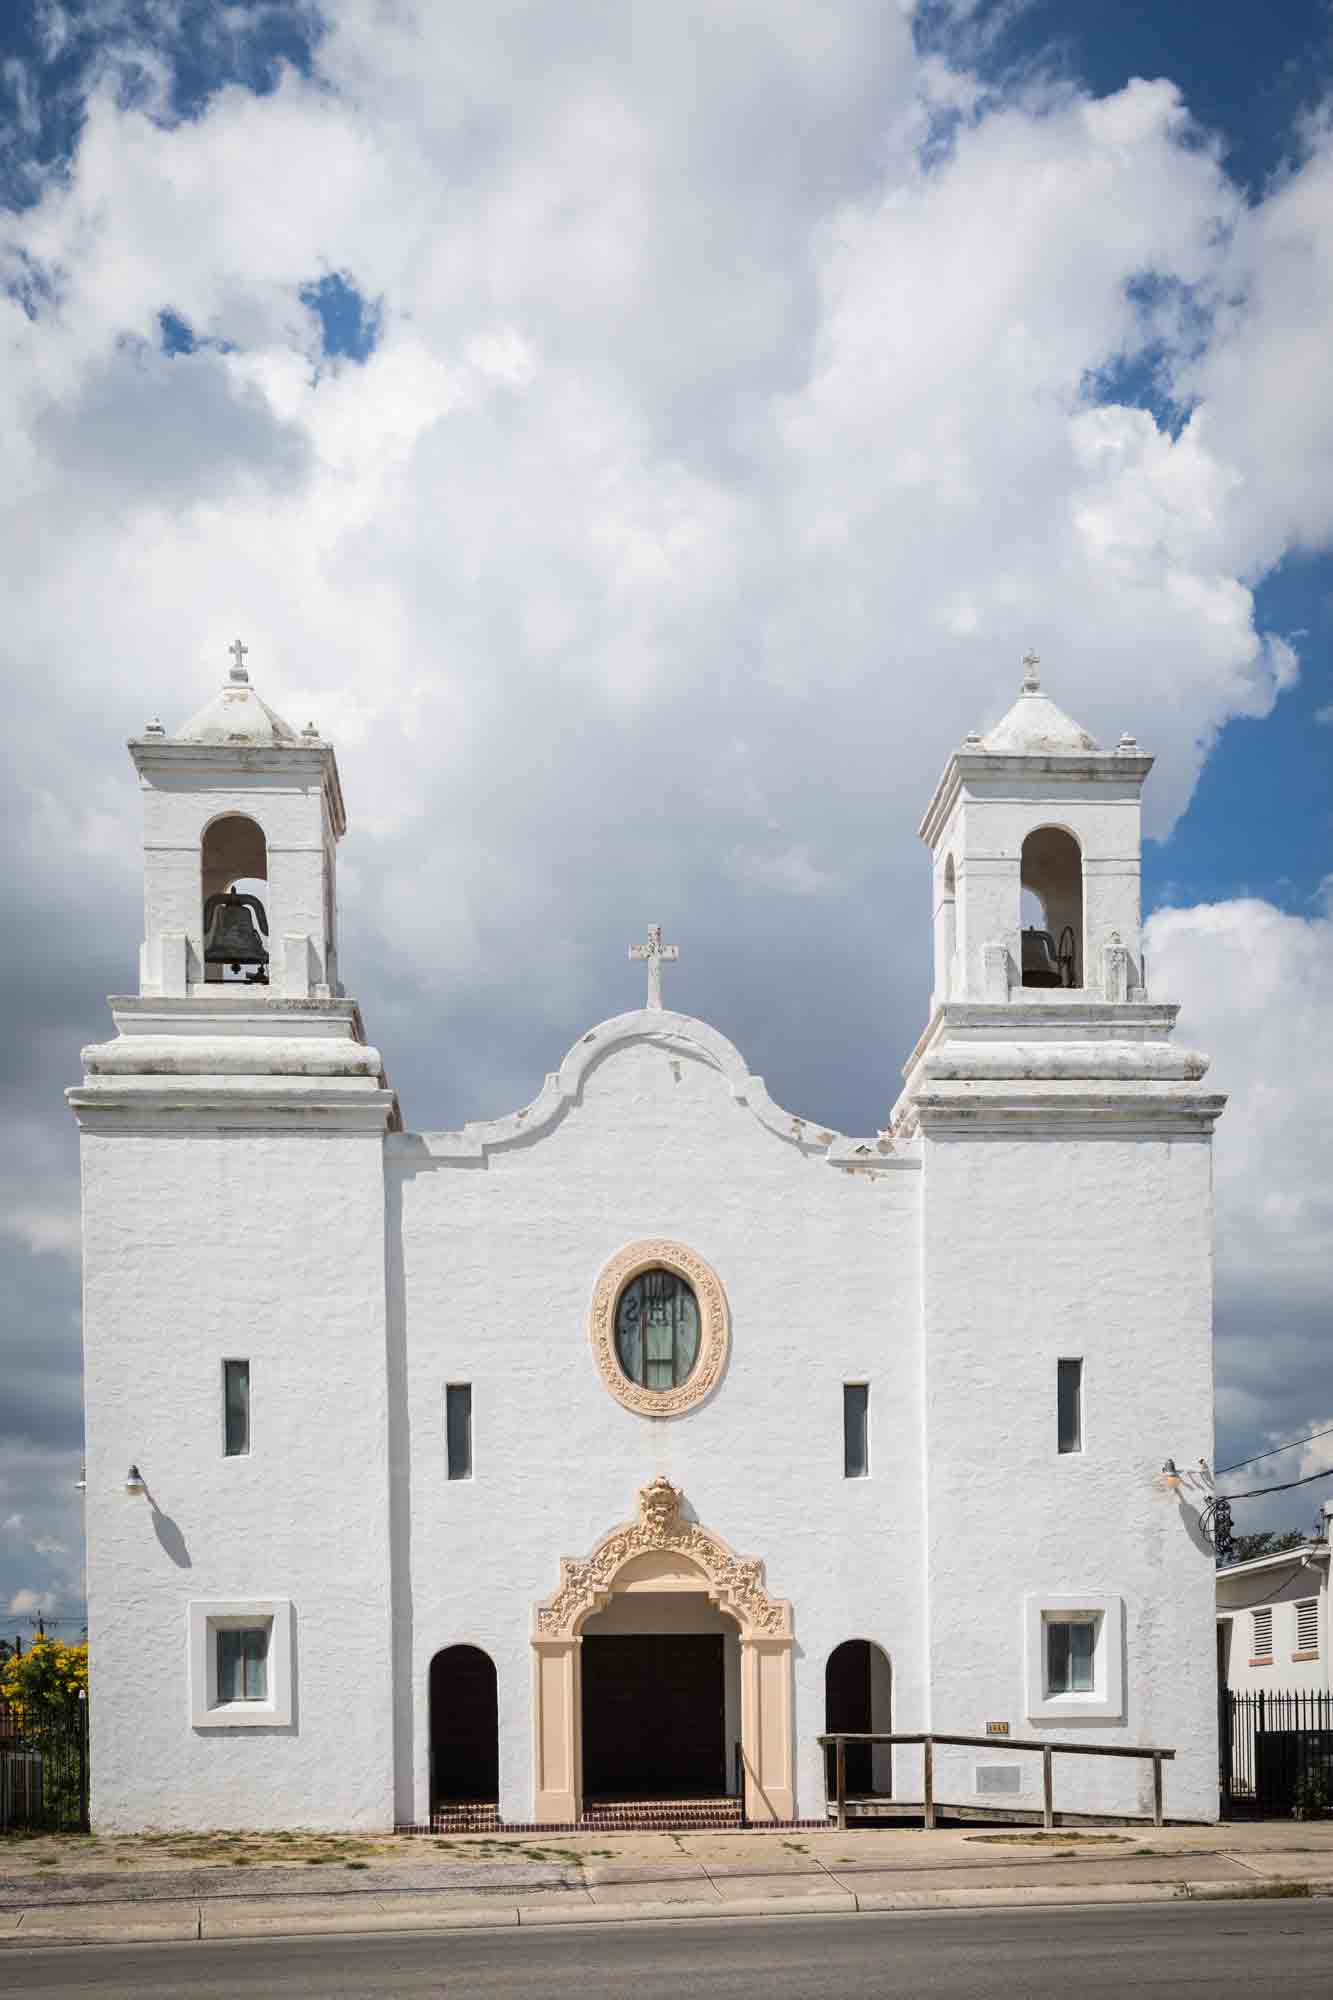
[1024,1594,1124,1723]
[189,1600,293,1728]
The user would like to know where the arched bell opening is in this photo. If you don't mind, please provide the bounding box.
[200,813,269,985]
[825,1639,892,1801]
[1020,826,1082,989]
[429,1645,499,1809]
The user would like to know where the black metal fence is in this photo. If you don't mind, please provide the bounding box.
[1221,1689,1333,1819]
[0,1700,89,1833]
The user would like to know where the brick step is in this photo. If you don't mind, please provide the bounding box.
[429,1805,501,1833]
[581,1799,744,1829]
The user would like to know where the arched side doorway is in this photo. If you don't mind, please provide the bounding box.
[532,1478,794,1823]
[825,1639,892,1801]
[429,1645,498,1810]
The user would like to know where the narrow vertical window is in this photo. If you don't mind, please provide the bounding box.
[1057,1358,1082,1455]
[223,1359,250,1457]
[843,1383,869,1479]
[1251,1608,1273,1660]
[447,1384,472,1481]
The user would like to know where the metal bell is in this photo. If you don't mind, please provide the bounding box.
[1021,926,1062,986]
[1021,925,1076,989]
[203,890,269,977]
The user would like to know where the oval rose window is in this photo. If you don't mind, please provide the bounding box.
[614,1268,701,1391]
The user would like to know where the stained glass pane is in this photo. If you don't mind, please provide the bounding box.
[615,1270,700,1390]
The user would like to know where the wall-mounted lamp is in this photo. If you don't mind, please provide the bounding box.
[125,1464,145,1496]
[1161,1458,1183,1491]
[74,1463,87,1493]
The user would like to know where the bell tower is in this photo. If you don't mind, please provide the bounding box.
[920,653,1150,1013]
[899,657,1225,1801]
[133,642,342,1002]
[69,646,397,1833]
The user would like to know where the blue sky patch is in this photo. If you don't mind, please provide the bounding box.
[0,1,323,210]
[300,271,382,364]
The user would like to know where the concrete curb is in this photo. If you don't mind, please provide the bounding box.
[2,1875,1328,1946]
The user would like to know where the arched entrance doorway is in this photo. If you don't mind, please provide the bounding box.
[825,1639,892,1800]
[532,1477,794,1823]
[429,1645,498,1810]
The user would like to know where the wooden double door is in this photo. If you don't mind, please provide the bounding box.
[581,1633,727,1799]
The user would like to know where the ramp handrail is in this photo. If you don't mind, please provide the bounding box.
[816,1731,1176,1831]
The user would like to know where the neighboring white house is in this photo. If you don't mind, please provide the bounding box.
[69,652,1228,1832]
[1217,1503,1332,1696]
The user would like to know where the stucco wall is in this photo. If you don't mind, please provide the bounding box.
[920,1128,1219,1820]
[81,1125,393,1831]
[390,1031,923,1825]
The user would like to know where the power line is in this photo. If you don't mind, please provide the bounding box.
[1217,1421,1333,1477]
[1223,1464,1333,1501]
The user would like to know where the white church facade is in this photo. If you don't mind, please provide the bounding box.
[70,652,1227,1831]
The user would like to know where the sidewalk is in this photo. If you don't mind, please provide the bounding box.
[3,1821,1332,1946]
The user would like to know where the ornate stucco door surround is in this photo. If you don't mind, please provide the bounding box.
[531,1477,795,1823]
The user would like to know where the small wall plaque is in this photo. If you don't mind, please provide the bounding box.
[986,1720,1011,1736]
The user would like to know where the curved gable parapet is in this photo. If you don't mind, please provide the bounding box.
[402,1007,900,1166]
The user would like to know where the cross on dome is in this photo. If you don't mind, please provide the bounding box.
[1021,650,1041,692]
[629,924,678,1009]
[228,638,250,684]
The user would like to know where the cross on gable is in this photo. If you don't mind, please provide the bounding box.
[228,638,249,682]
[629,924,679,1009]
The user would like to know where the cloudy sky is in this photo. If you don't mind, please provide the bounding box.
[2,1,1331,1627]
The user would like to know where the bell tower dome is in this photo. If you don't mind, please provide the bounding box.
[132,642,343,1002]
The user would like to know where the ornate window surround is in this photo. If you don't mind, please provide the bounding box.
[589,1238,729,1418]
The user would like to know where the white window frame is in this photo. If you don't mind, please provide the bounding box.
[189,1599,293,1728]
[1023,1593,1124,1723]
[1251,1606,1273,1662]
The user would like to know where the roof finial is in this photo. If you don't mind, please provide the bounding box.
[228,637,250,684]
[1021,650,1041,693]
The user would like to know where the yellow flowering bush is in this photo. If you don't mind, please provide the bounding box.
[0,1634,88,1738]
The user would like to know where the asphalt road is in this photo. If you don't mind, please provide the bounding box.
[6,1901,1332,1997]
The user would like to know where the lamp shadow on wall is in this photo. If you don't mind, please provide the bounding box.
[140,1481,192,1569]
